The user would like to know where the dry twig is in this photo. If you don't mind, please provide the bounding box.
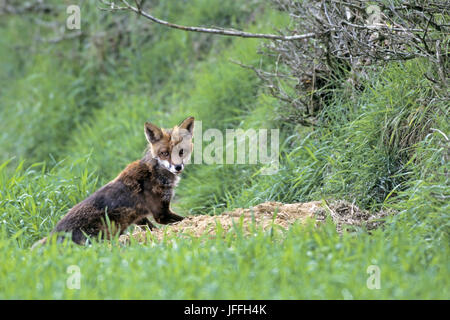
[99,0,318,41]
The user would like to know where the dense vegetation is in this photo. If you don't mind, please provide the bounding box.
[0,0,448,299]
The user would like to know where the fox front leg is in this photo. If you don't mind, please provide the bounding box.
[135,217,156,230]
[153,203,184,224]
[158,210,184,224]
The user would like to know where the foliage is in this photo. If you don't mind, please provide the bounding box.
[0,0,448,299]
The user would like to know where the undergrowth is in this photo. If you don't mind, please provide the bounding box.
[0,0,448,299]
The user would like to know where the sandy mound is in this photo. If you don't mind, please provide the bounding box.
[120,200,390,244]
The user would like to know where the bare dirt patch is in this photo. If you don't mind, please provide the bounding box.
[120,200,391,244]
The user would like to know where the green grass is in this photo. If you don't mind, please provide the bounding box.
[0,217,448,299]
[0,1,448,299]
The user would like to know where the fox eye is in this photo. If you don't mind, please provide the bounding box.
[160,151,169,157]
[179,149,184,156]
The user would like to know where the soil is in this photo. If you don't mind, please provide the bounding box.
[119,200,391,244]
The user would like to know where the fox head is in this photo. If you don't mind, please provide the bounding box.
[144,116,195,175]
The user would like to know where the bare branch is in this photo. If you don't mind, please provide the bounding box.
[252,0,449,127]
[100,0,318,41]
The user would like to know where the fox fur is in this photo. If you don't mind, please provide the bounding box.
[32,116,195,247]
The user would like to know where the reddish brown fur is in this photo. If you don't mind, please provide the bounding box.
[35,117,194,246]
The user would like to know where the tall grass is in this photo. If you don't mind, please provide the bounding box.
[0,217,448,299]
[0,0,448,299]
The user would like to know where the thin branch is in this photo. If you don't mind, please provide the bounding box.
[430,128,449,141]
[229,59,296,79]
[101,0,318,41]
[340,20,424,33]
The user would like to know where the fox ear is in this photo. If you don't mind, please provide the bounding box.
[178,116,195,136]
[144,122,163,144]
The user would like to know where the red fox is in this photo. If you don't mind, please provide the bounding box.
[32,117,195,246]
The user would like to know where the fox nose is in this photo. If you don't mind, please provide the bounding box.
[175,164,183,172]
